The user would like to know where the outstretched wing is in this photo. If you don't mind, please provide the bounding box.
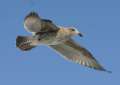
[24,12,58,34]
[50,39,110,72]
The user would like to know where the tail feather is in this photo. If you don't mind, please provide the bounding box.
[16,36,36,51]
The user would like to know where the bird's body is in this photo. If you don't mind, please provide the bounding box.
[16,11,111,73]
[33,29,68,45]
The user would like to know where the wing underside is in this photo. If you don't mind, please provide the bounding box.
[50,39,110,72]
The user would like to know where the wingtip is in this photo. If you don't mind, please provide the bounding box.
[25,11,39,20]
[99,68,112,73]
[103,69,112,73]
[91,65,112,73]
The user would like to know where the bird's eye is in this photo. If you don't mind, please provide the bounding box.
[71,29,75,31]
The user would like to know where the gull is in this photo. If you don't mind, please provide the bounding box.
[16,12,111,73]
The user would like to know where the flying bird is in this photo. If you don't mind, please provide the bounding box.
[16,12,111,73]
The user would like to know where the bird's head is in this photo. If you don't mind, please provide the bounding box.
[67,27,83,37]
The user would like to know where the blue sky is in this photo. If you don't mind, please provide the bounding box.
[0,0,119,85]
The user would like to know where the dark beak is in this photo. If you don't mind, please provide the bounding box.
[78,33,83,37]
